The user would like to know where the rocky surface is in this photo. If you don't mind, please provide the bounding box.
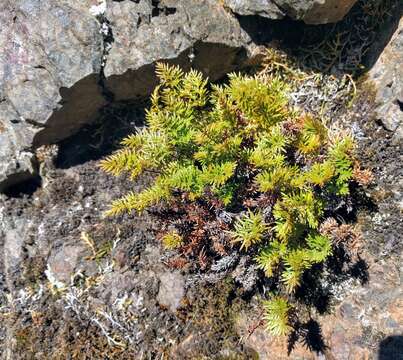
[223,0,285,19]
[275,0,359,24]
[0,0,402,359]
[0,0,105,191]
[224,0,358,24]
[0,0,260,192]
[103,0,256,101]
[367,17,403,142]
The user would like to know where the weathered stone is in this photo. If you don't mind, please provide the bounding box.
[274,0,359,24]
[157,271,185,312]
[223,0,358,24]
[0,0,105,191]
[47,245,88,285]
[103,0,256,101]
[223,0,284,19]
[367,18,403,141]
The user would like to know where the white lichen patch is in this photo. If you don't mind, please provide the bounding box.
[89,0,106,17]
[45,264,67,291]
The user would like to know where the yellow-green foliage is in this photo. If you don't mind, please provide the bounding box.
[162,231,183,250]
[263,297,292,336]
[230,210,267,251]
[100,63,357,336]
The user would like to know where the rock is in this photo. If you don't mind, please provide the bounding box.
[223,0,358,24]
[236,311,316,360]
[103,0,256,101]
[223,0,284,19]
[367,18,403,141]
[157,271,185,312]
[47,245,87,285]
[0,0,105,191]
[274,0,359,24]
[0,0,263,191]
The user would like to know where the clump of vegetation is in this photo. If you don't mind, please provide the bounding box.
[100,63,366,337]
[161,230,184,250]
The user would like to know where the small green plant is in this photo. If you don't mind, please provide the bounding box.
[230,210,267,251]
[100,63,360,337]
[162,231,183,250]
[263,297,292,336]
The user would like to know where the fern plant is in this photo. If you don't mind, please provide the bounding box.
[100,63,360,337]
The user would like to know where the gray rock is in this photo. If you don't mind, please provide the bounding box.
[367,18,403,141]
[0,0,105,191]
[224,0,358,24]
[0,0,263,191]
[274,0,359,24]
[157,271,185,312]
[103,0,257,101]
[223,0,284,19]
[47,244,87,285]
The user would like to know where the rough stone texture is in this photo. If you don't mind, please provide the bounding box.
[157,271,185,312]
[0,0,269,192]
[103,0,256,101]
[224,0,358,24]
[367,18,403,142]
[223,0,285,19]
[0,0,105,191]
[275,0,359,24]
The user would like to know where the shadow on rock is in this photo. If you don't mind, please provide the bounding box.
[378,335,403,360]
[288,319,327,356]
[238,0,401,76]
[56,102,146,168]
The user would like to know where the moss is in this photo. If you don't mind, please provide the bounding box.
[11,299,139,360]
[176,278,255,358]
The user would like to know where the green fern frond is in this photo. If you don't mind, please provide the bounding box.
[226,74,289,131]
[201,161,237,188]
[164,163,203,197]
[297,115,328,154]
[230,210,268,251]
[99,148,142,178]
[155,62,184,88]
[179,69,209,107]
[327,136,354,195]
[302,161,335,187]
[274,190,323,231]
[263,297,292,336]
[106,181,171,215]
[249,126,289,169]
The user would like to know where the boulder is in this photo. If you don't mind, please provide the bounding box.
[103,0,255,101]
[0,0,105,191]
[367,18,403,141]
[223,0,359,24]
[223,0,284,19]
[157,271,185,312]
[275,0,359,24]
[0,0,261,192]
